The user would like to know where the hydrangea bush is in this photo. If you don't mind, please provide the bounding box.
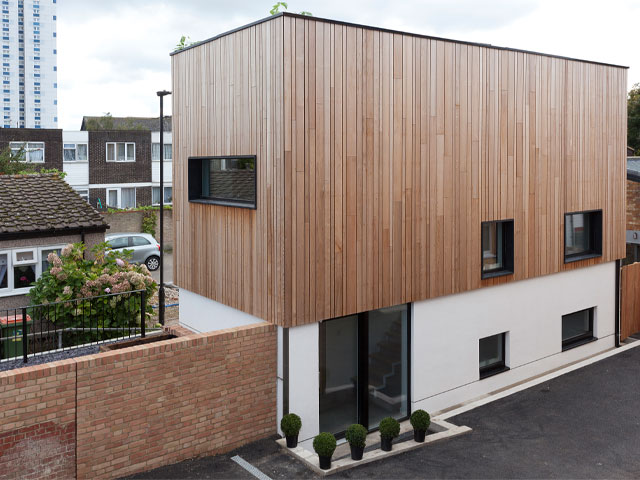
[28,242,157,344]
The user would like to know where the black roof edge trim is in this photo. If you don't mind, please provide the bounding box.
[170,12,629,69]
[0,225,109,242]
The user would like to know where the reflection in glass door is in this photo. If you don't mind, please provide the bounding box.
[319,305,409,434]
[367,305,409,428]
[319,315,358,434]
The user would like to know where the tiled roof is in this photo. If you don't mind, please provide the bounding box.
[0,173,108,236]
[80,116,172,132]
[628,157,640,183]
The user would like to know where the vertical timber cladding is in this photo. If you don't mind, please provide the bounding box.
[172,17,286,324]
[172,13,627,329]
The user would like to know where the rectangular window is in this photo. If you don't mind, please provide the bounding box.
[163,144,172,160]
[63,143,88,162]
[479,332,508,379]
[0,252,7,290]
[152,186,172,205]
[481,220,514,279]
[74,188,89,202]
[106,188,118,208]
[9,141,44,162]
[12,248,36,289]
[41,247,61,272]
[188,156,256,209]
[105,142,135,162]
[562,308,595,351]
[120,187,136,209]
[564,210,602,262]
[152,142,160,161]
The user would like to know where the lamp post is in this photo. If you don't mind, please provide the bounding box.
[157,90,171,326]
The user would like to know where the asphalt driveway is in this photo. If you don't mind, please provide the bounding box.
[127,345,640,479]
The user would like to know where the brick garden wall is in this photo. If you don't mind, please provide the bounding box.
[102,208,174,248]
[0,361,77,480]
[0,322,277,480]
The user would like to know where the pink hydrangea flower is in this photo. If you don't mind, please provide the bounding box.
[104,287,111,294]
[116,258,125,267]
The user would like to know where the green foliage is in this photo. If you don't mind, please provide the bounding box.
[0,146,34,175]
[378,417,400,439]
[83,113,147,131]
[410,409,431,431]
[280,413,302,437]
[629,83,640,155]
[105,205,172,214]
[27,242,157,345]
[174,35,199,52]
[345,424,367,448]
[312,432,336,457]
[141,211,157,236]
[270,1,288,14]
[299,11,313,15]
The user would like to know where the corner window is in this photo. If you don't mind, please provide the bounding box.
[106,142,135,162]
[479,332,508,379]
[564,211,602,263]
[188,156,256,209]
[9,141,44,162]
[562,308,595,351]
[481,220,514,279]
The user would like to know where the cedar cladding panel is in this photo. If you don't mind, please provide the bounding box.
[172,14,627,328]
[172,17,285,324]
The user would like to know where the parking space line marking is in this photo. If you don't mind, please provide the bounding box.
[231,455,272,480]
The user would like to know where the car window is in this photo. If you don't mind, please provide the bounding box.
[108,237,129,249]
[131,236,151,246]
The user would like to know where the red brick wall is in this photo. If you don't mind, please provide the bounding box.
[0,323,277,480]
[627,179,640,231]
[0,361,77,480]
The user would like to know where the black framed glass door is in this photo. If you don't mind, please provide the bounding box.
[319,304,410,434]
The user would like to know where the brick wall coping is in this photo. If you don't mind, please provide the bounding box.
[0,321,274,383]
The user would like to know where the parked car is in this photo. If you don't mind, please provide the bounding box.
[105,233,161,271]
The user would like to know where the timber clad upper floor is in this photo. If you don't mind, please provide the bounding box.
[171,13,628,328]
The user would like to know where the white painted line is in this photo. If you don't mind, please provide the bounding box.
[436,340,640,421]
[231,455,272,480]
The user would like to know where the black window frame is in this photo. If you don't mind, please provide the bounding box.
[564,209,602,263]
[481,219,514,279]
[479,332,509,379]
[188,155,257,210]
[561,307,595,351]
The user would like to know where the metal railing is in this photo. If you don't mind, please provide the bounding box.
[0,290,152,364]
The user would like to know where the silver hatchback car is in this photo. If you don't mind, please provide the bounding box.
[105,233,161,271]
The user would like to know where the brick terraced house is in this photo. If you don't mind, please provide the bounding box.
[0,117,173,210]
[0,173,108,310]
[626,156,640,264]
[171,13,627,444]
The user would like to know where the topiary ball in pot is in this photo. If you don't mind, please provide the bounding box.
[410,409,431,442]
[345,424,367,460]
[280,413,302,448]
[378,417,400,452]
[313,432,337,470]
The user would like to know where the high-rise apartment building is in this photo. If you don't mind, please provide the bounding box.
[1,0,57,129]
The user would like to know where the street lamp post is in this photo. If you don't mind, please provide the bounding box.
[157,90,171,326]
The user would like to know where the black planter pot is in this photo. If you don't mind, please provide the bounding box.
[380,436,393,452]
[413,429,426,443]
[285,434,298,448]
[318,455,332,470]
[350,444,364,460]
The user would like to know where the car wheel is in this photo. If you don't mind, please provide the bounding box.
[145,255,160,271]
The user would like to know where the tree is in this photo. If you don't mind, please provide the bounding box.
[0,145,36,175]
[629,83,640,155]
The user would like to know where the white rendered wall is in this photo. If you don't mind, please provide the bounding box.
[287,322,319,443]
[178,288,264,333]
[412,261,616,414]
[62,131,89,187]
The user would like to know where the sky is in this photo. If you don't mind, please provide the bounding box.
[57,0,639,130]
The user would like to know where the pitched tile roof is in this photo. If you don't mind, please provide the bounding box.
[628,157,640,183]
[0,173,108,237]
[80,116,172,132]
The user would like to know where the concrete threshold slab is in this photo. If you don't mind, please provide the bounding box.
[276,418,471,476]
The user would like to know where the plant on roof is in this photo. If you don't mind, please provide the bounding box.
[28,242,157,346]
[174,35,200,52]
[270,2,312,16]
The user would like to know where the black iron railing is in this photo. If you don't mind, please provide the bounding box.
[0,289,150,363]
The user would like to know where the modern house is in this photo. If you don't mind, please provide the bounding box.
[0,117,173,209]
[626,156,640,264]
[171,13,627,443]
[0,173,108,310]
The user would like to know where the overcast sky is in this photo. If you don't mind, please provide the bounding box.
[57,0,639,130]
